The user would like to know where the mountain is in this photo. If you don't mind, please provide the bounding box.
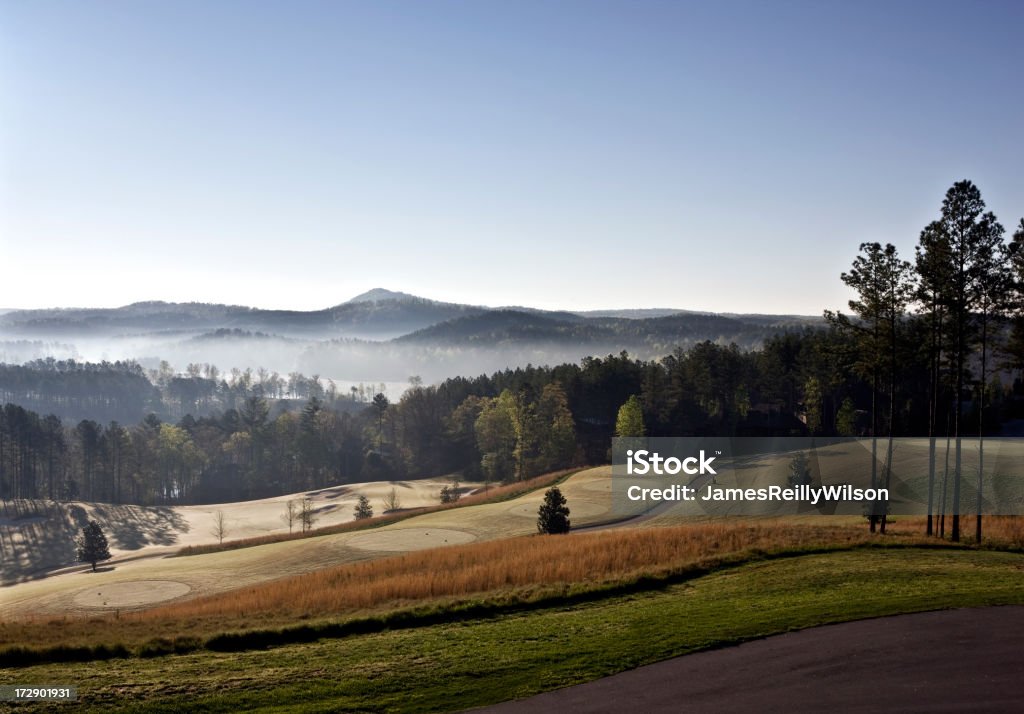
[573,308,690,319]
[396,310,604,344]
[345,288,426,303]
[0,294,483,340]
[0,291,821,348]
[0,291,823,381]
[397,309,816,350]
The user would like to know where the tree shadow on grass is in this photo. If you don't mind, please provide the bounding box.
[78,565,116,574]
[100,505,189,551]
[1,500,189,586]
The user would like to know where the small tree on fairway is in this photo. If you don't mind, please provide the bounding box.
[440,478,462,504]
[537,487,570,534]
[300,497,318,532]
[354,494,373,520]
[210,510,229,544]
[76,520,111,572]
[282,499,299,533]
[383,487,401,512]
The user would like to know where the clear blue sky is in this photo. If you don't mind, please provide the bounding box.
[2,0,1022,314]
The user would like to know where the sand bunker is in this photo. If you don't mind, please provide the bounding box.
[347,528,476,552]
[72,580,191,608]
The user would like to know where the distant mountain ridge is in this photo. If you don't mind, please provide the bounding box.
[0,288,824,384]
[345,288,426,303]
[396,308,817,349]
[0,291,485,340]
[0,289,819,340]
[0,288,822,381]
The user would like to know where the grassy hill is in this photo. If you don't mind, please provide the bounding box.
[5,466,1024,711]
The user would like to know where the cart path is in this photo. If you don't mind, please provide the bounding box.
[472,606,1024,713]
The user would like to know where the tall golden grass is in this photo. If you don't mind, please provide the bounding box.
[7,515,1020,652]
[882,514,1024,544]
[144,521,910,623]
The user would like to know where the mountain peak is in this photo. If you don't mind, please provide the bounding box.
[346,288,424,304]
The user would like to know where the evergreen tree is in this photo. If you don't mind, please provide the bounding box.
[371,393,389,450]
[916,219,953,536]
[537,486,570,534]
[827,241,913,532]
[353,494,374,520]
[933,181,1004,541]
[75,520,111,572]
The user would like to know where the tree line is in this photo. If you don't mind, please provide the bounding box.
[824,180,1024,542]
[0,358,385,424]
[0,339,824,504]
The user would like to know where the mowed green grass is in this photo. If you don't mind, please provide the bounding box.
[5,548,1024,713]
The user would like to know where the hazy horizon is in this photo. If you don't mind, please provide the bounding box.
[0,287,821,317]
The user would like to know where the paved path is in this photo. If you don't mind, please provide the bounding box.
[473,607,1024,713]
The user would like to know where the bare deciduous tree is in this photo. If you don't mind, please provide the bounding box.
[210,510,229,545]
[383,487,401,512]
[300,497,318,532]
[282,499,299,534]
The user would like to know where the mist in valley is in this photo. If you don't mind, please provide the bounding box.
[0,291,816,407]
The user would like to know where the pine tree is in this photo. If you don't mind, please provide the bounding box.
[827,241,914,532]
[932,181,1004,541]
[353,494,374,520]
[75,520,111,572]
[537,487,570,534]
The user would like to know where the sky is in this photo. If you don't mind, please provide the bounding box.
[1,0,1022,315]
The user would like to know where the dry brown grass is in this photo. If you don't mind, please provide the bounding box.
[126,519,945,631]
[968,515,1024,546]
[150,522,881,620]
[7,513,1018,653]
[877,514,1024,545]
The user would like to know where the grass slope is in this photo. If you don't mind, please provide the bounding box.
[5,548,1024,712]
[0,468,598,621]
[1,520,898,652]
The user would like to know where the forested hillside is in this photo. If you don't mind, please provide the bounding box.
[3,322,1024,507]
